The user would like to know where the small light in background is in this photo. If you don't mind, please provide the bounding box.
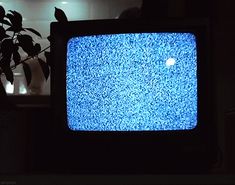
[0,2,3,5]
[19,81,27,95]
[61,1,68,5]
[5,82,14,94]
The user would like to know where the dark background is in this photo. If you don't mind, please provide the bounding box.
[0,0,235,183]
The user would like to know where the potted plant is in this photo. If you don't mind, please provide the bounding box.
[0,6,67,101]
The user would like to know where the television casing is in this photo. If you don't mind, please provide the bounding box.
[50,19,217,173]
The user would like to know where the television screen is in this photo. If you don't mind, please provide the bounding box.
[49,19,217,173]
[66,32,197,131]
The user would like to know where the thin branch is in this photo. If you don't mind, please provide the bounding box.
[10,45,50,69]
[0,45,50,75]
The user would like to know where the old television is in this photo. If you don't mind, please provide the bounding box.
[50,19,217,173]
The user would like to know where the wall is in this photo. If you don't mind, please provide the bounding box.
[212,0,235,173]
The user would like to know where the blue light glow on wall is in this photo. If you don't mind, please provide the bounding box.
[66,33,197,131]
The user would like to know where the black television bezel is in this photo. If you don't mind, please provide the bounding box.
[50,19,217,173]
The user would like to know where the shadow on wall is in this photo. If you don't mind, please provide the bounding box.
[119,0,171,19]
[119,0,212,19]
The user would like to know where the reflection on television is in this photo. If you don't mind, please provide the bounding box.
[66,33,197,131]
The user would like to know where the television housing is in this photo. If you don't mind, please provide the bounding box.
[50,19,217,173]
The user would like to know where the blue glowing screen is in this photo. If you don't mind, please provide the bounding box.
[66,33,197,131]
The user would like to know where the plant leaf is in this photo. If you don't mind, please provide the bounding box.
[0,19,11,26]
[17,34,33,43]
[47,35,52,42]
[0,57,11,68]
[6,26,24,32]
[4,67,14,84]
[6,10,23,32]
[0,6,5,20]
[44,51,52,67]
[34,43,41,55]
[38,58,50,80]
[17,34,34,56]
[1,39,14,58]
[0,80,7,97]
[0,57,14,84]
[5,26,14,32]
[23,63,32,85]
[9,10,22,23]
[24,28,42,38]
[0,26,9,41]
[13,51,21,66]
[54,7,68,23]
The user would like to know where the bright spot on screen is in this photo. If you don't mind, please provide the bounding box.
[166,58,176,67]
[66,33,197,131]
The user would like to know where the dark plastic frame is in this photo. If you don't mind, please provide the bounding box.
[50,19,217,174]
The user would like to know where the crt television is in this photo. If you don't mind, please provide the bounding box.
[50,19,217,173]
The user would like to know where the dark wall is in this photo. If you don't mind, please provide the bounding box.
[211,0,235,173]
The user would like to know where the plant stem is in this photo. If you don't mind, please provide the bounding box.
[0,45,51,75]
[11,45,51,69]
